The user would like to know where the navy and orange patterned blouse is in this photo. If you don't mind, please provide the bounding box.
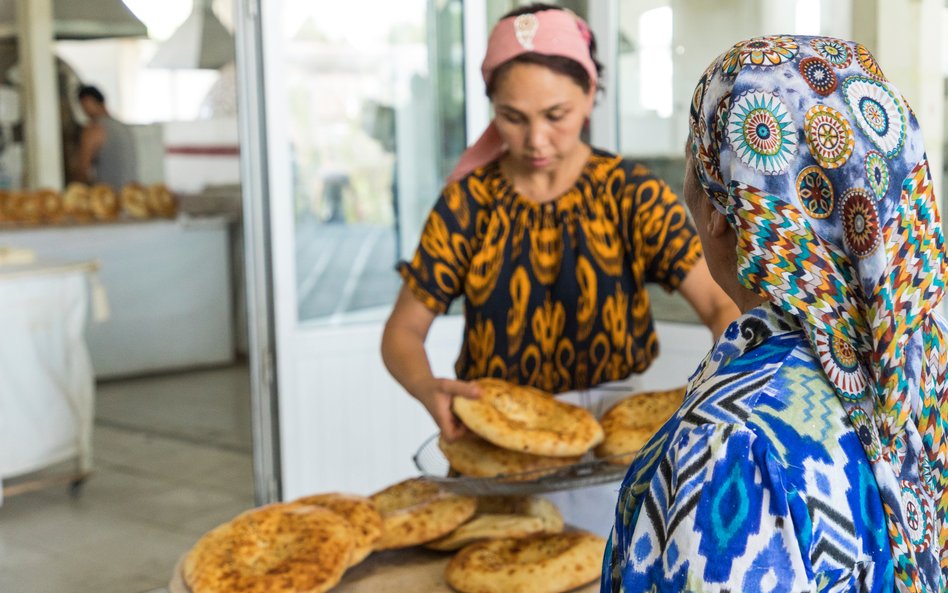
[398,148,702,394]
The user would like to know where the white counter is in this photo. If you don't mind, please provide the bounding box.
[0,216,235,378]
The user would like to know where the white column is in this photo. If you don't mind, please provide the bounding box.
[15,0,64,190]
[588,0,618,152]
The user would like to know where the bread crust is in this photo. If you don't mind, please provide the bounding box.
[63,182,93,222]
[120,183,150,219]
[370,478,477,550]
[452,379,603,457]
[445,531,606,593]
[86,184,118,221]
[146,183,177,218]
[425,496,563,551]
[438,432,579,479]
[290,493,382,566]
[183,503,354,593]
[595,386,686,464]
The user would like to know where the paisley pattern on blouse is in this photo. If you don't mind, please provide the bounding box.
[399,149,702,393]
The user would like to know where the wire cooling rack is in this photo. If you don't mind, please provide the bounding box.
[412,433,631,496]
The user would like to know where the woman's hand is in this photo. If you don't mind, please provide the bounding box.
[417,378,480,442]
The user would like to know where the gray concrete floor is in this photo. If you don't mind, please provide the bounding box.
[0,365,254,593]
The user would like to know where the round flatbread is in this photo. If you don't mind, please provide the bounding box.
[452,378,604,457]
[63,182,92,222]
[89,184,120,221]
[425,496,563,551]
[36,188,64,223]
[595,386,686,465]
[121,183,150,219]
[370,478,477,550]
[445,531,606,593]
[13,191,42,224]
[439,432,580,480]
[290,493,382,566]
[183,502,354,593]
[146,183,177,217]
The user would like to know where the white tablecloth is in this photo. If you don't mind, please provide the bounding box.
[0,261,99,503]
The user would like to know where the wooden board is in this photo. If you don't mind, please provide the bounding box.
[170,546,600,593]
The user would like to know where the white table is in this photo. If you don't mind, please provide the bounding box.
[0,260,99,501]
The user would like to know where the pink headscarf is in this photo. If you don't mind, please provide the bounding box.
[446,9,598,183]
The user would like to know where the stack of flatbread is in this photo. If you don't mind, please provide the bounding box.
[181,479,476,593]
[424,494,604,593]
[442,378,604,480]
[180,479,605,593]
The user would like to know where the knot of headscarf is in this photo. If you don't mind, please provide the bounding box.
[689,35,948,592]
[447,8,597,183]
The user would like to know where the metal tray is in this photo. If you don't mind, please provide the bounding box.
[412,433,631,496]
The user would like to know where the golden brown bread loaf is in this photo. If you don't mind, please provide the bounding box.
[63,182,93,222]
[120,182,150,219]
[438,431,579,480]
[444,531,606,593]
[452,378,604,457]
[290,492,382,566]
[183,502,354,593]
[36,188,64,223]
[146,182,177,218]
[89,184,120,221]
[369,477,477,550]
[595,386,686,465]
[425,496,563,551]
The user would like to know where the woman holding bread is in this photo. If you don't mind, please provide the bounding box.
[604,35,948,591]
[381,4,738,535]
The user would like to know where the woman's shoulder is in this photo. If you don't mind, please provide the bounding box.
[680,331,856,464]
[439,163,502,209]
[588,148,661,182]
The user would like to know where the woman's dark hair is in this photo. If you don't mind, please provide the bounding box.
[485,3,604,97]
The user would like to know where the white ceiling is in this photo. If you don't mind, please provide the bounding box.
[0,0,147,40]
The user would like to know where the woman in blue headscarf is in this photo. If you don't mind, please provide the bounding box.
[603,35,948,592]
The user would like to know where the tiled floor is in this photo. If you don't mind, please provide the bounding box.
[0,365,255,593]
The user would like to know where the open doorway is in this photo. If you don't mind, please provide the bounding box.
[0,1,256,592]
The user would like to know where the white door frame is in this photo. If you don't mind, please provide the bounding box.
[234,0,281,504]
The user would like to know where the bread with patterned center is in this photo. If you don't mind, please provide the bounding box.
[63,182,92,222]
[37,188,64,223]
[146,183,178,218]
[452,378,603,457]
[438,431,579,480]
[425,495,563,551]
[445,531,606,593]
[183,502,354,593]
[120,182,150,218]
[369,477,477,550]
[89,184,120,221]
[595,386,686,465]
[290,492,381,566]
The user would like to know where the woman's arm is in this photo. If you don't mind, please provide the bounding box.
[676,256,740,341]
[381,285,479,441]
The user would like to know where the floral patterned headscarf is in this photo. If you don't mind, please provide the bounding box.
[689,35,948,592]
